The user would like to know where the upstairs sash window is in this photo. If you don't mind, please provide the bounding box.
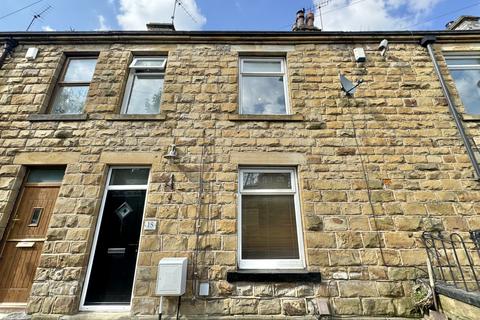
[51,57,97,114]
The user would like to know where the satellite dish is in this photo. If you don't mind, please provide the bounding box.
[339,74,363,96]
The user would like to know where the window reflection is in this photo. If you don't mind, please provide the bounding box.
[450,69,480,114]
[243,172,291,189]
[240,58,288,115]
[242,77,286,115]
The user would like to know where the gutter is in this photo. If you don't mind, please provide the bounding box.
[0,38,18,69]
[421,35,480,180]
[0,30,480,45]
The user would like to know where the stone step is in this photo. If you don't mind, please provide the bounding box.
[59,313,132,320]
[0,313,30,320]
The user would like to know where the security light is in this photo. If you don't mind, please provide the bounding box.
[164,144,178,159]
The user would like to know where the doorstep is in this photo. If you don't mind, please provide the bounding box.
[58,313,132,320]
[0,312,29,320]
[0,303,28,319]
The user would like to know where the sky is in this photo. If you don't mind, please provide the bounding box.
[0,0,480,32]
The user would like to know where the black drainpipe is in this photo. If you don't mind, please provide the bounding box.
[0,38,18,69]
[420,35,480,180]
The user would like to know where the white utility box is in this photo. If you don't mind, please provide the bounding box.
[155,257,188,296]
[353,47,366,62]
[25,47,38,60]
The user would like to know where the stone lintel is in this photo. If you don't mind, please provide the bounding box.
[13,152,80,164]
[231,44,295,52]
[231,152,306,165]
[228,114,304,122]
[100,152,160,164]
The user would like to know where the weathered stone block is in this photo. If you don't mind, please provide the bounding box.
[231,298,258,314]
[362,298,395,316]
[258,299,281,315]
[338,280,377,297]
[282,299,306,316]
[333,298,361,315]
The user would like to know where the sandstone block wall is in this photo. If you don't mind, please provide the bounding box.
[0,38,479,318]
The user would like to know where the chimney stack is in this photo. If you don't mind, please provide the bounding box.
[295,10,305,30]
[445,16,480,30]
[306,11,315,28]
[292,9,319,31]
[146,22,176,31]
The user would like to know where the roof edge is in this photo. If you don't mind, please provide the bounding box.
[0,30,479,44]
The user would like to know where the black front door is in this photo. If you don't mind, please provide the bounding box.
[84,168,149,306]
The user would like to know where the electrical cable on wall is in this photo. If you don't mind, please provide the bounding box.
[348,99,387,266]
[191,129,207,299]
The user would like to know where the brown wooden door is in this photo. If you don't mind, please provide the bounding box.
[0,185,60,303]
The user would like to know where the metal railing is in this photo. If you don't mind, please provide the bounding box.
[422,231,480,293]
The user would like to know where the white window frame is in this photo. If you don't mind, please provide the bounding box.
[444,54,480,70]
[79,166,150,312]
[121,56,167,114]
[237,167,305,270]
[129,57,166,70]
[239,57,290,115]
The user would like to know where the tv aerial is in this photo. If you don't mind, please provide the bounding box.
[339,73,363,96]
[316,0,333,30]
[26,5,52,31]
[171,0,198,26]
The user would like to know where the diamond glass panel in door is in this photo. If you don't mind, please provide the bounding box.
[445,56,480,115]
[84,168,149,306]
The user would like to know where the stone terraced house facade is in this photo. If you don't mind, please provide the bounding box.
[0,25,480,319]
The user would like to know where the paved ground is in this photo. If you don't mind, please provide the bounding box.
[0,313,29,320]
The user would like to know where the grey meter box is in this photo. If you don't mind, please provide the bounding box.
[156,257,188,296]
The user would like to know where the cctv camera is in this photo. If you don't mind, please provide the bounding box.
[378,39,389,56]
[378,39,388,51]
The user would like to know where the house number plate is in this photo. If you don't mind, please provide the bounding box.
[144,220,157,231]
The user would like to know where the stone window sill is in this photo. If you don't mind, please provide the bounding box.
[228,114,304,122]
[226,271,321,283]
[462,114,480,121]
[27,114,88,121]
[104,114,167,121]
